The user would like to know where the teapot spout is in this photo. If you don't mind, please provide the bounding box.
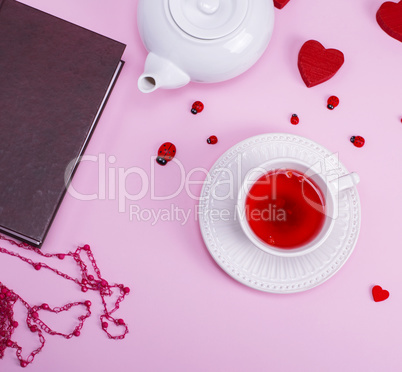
[138,53,190,93]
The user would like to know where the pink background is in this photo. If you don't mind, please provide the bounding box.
[2,0,402,370]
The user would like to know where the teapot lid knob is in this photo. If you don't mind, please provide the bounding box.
[197,0,220,14]
[168,0,248,40]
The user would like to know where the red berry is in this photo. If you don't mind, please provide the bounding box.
[191,101,204,114]
[327,96,339,109]
[290,114,299,125]
[350,136,365,148]
[207,135,218,144]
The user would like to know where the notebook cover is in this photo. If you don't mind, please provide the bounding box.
[0,0,126,246]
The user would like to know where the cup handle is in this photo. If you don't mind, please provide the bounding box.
[330,172,360,192]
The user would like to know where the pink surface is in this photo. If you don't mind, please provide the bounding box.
[2,0,402,370]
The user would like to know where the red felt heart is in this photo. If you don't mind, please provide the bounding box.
[377,1,402,43]
[297,40,345,88]
[372,285,390,302]
[274,0,290,9]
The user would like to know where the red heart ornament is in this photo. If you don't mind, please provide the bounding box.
[297,40,345,88]
[274,0,290,9]
[377,1,402,43]
[372,285,390,302]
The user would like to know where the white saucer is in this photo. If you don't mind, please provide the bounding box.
[198,133,361,293]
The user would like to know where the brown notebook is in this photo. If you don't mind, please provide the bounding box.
[0,0,126,246]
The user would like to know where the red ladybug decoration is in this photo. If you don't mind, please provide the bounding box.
[156,142,176,165]
[350,136,365,148]
[191,101,204,115]
[207,135,218,144]
[327,95,339,110]
[290,114,299,125]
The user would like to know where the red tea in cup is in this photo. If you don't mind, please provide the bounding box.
[245,169,326,249]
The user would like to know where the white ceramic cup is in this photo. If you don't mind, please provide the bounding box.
[237,157,359,257]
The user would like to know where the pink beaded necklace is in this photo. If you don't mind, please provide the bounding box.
[0,235,130,368]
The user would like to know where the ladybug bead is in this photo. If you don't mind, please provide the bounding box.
[207,135,218,144]
[290,114,299,125]
[327,96,339,110]
[191,101,204,114]
[350,136,365,148]
[156,142,176,165]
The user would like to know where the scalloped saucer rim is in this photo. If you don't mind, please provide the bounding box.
[198,133,361,293]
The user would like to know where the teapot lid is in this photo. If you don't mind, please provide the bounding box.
[168,0,249,40]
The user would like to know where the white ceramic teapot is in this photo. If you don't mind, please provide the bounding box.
[137,0,275,93]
